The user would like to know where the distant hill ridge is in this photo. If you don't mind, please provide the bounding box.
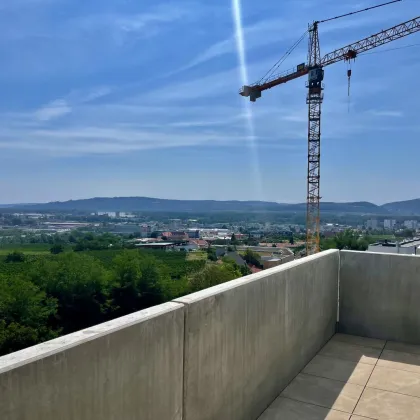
[9,196,420,215]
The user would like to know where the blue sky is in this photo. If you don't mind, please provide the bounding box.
[0,0,419,204]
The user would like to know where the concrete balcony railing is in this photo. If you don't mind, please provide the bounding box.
[1,250,420,420]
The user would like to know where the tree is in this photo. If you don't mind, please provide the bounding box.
[290,235,295,245]
[0,275,58,355]
[207,248,217,262]
[243,249,262,268]
[321,230,368,251]
[50,244,64,255]
[150,231,159,239]
[231,233,238,244]
[189,263,241,292]
[26,253,112,334]
[5,251,25,263]
[111,251,143,316]
[272,243,277,247]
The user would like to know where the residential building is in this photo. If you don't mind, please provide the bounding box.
[383,219,397,230]
[404,220,418,230]
[161,231,189,241]
[189,239,208,249]
[186,229,200,239]
[366,219,378,229]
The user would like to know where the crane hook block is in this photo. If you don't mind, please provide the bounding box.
[347,69,352,78]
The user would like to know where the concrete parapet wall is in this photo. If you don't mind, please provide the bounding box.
[175,249,339,420]
[0,302,185,420]
[339,250,420,344]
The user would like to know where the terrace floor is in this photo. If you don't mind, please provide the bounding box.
[259,333,420,420]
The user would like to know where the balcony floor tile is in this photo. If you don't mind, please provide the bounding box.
[259,334,420,420]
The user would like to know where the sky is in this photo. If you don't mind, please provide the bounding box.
[0,0,419,204]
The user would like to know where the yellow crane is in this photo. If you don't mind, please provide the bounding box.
[240,1,420,255]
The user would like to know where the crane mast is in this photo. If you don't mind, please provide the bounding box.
[306,22,323,255]
[240,12,420,256]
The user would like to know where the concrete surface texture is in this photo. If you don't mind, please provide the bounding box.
[259,333,420,420]
[339,251,420,343]
[0,302,185,420]
[175,249,339,420]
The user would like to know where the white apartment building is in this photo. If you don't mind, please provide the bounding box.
[404,220,418,230]
[384,219,397,230]
[366,219,378,229]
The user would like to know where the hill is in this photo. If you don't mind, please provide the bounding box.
[381,198,420,215]
[7,196,420,215]
[10,196,387,214]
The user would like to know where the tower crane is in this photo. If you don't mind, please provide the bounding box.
[240,2,420,256]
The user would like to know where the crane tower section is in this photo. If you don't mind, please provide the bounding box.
[306,22,324,255]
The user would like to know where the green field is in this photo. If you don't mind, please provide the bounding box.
[187,251,207,261]
[0,244,53,255]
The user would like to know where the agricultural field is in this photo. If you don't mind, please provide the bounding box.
[187,251,207,261]
[0,243,53,255]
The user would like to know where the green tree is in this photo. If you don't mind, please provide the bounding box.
[0,275,58,355]
[321,230,368,251]
[50,244,64,255]
[110,251,183,316]
[26,253,111,334]
[189,263,241,292]
[207,248,217,262]
[243,249,262,268]
[5,251,25,263]
[111,250,143,316]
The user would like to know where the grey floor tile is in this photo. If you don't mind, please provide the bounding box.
[385,341,420,356]
[319,341,381,365]
[281,373,364,413]
[332,334,385,350]
[378,350,420,374]
[303,355,374,386]
[354,387,420,420]
[368,365,420,398]
[258,397,351,420]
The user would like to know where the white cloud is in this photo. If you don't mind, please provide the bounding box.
[170,3,403,76]
[67,86,113,104]
[72,3,194,46]
[34,86,113,122]
[34,99,72,121]
[367,110,403,118]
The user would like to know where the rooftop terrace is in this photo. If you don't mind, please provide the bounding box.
[1,250,420,420]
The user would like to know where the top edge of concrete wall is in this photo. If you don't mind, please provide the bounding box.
[340,250,420,258]
[174,249,339,305]
[0,301,184,375]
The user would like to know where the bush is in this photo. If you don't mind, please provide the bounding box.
[5,251,25,263]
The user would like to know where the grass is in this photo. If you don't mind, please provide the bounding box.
[0,244,53,255]
[187,251,207,261]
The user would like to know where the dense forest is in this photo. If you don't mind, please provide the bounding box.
[0,246,244,356]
